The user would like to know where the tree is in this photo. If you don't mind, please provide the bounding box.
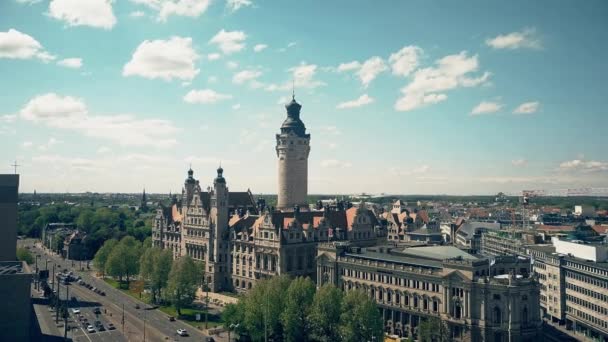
[281,277,316,342]
[339,290,383,342]
[117,236,142,285]
[308,284,343,342]
[223,301,247,337]
[105,243,128,284]
[151,249,173,303]
[142,236,152,250]
[16,247,34,264]
[418,317,449,342]
[93,239,118,278]
[242,275,291,341]
[166,256,198,315]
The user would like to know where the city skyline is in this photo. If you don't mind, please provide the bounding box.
[1,0,607,195]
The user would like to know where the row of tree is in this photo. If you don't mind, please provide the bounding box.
[93,237,203,315]
[222,276,384,342]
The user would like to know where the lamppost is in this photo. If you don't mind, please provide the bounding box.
[35,255,41,290]
[228,323,240,342]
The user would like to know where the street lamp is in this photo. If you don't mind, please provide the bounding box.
[228,323,240,342]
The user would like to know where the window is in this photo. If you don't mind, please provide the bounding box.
[493,307,502,324]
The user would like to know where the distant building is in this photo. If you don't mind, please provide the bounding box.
[574,205,596,218]
[63,230,88,260]
[317,243,542,341]
[480,229,608,340]
[0,175,33,341]
[455,221,501,254]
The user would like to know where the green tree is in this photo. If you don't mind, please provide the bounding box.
[16,247,34,264]
[242,275,291,341]
[308,284,343,342]
[222,301,247,336]
[418,317,449,342]
[142,236,152,249]
[166,255,198,315]
[151,249,173,303]
[281,277,316,342]
[76,210,94,233]
[105,243,128,284]
[93,239,118,278]
[339,290,383,342]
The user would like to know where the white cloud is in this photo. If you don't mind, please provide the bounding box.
[57,57,82,69]
[209,29,246,54]
[253,44,267,52]
[336,94,374,109]
[232,103,241,110]
[486,28,541,50]
[337,61,361,72]
[19,93,179,148]
[389,165,430,176]
[337,56,387,87]
[183,89,233,104]
[357,57,387,87]
[97,146,111,154]
[321,159,352,168]
[389,45,422,77]
[470,101,502,115]
[207,76,218,83]
[395,51,491,111]
[123,36,200,81]
[318,126,341,135]
[232,69,262,87]
[226,61,238,69]
[131,0,211,22]
[265,63,325,91]
[207,53,221,61]
[277,41,297,52]
[16,0,42,3]
[1,114,17,123]
[0,29,55,62]
[22,141,33,148]
[513,101,540,114]
[559,159,608,173]
[49,0,116,30]
[511,159,528,166]
[37,137,60,151]
[130,10,145,18]
[226,0,252,12]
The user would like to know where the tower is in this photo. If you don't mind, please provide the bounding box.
[276,95,310,211]
[141,188,148,212]
[208,166,230,291]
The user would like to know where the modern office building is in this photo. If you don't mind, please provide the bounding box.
[0,174,33,341]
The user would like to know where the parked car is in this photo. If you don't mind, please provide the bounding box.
[86,325,95,333]
[135,304,140,309]
[93,307,101,314]
[71,308,80,314]
[177,329,188,336]
[168,316,175,322]
[100,291,106,296]
[107,323,116,330]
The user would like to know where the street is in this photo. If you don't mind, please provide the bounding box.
[24,239,221,342]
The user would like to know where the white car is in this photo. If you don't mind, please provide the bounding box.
[72,308,80,314]
[86,325,96,333]
[176,328,188,336]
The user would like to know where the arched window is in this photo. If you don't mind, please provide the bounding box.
[493,307,502,324]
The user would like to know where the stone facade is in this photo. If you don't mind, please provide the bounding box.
[317,243,542,341]
[276,96,310,211]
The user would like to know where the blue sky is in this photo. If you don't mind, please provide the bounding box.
[1,0,607,195]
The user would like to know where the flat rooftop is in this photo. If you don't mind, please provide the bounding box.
[0,261,30,275]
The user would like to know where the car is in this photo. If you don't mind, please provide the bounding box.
[81,321,88,328]
[168,316,175,322]
[135,304,140,309]
[72,308,80,314]
[93,307,101,314]
[86,325,95,333]
[100,291,106,296]
[91,287,97,292]
[107,323,116,330]
[70,296,77,302]
[176,329,188,336]
[77,280,84,285]
[97,325,105,332]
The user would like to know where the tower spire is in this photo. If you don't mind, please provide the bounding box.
[292,77,295,100]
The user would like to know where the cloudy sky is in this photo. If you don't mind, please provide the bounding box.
[1,0,607,195]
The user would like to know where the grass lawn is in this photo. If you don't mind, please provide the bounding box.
[104,277,222,329]
[159,305,223,329]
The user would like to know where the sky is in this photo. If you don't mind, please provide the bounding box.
[1,0,607,195]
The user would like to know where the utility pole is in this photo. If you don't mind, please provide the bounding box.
[63,283,69,340]
[122,303,125,332]
[143,309,146,342]
[55,280,60,324]
[205,277,209,329]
